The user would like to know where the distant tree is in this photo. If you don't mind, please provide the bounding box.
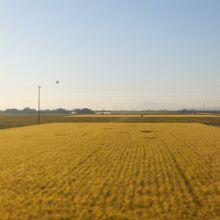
[51,108,71,114]
[73,108,95,114]
[42,109,51,114]
[22,107,36,114]
[180,109,188,114]
[5,108,20,114]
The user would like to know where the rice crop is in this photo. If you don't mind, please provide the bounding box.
[0,123,219,219]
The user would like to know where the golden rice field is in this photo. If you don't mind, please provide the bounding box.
[0,123,219,219]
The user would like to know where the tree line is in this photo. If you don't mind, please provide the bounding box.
[0,107,95,115]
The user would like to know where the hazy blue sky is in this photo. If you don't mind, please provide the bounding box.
[0,0,219,110]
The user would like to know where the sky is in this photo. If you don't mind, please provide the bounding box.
[0,0,219,110]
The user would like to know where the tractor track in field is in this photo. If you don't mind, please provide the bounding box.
[166,131,219,172]
[158,138,202,207]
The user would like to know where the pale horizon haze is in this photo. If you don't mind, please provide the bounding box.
[0,0,219,110]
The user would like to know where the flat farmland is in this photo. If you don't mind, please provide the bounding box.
[1,114,220,129]
[0,123,219,219]
[69,114,220,117]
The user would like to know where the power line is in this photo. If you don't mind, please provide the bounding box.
[0,85,220,91]
[43,85,220,91]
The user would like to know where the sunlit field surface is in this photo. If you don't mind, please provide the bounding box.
[0,123,219,219]
[1,114,220,129]
[69,114,220,118]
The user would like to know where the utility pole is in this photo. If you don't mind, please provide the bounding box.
[38,86,41,124]
[203,103,206,112]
